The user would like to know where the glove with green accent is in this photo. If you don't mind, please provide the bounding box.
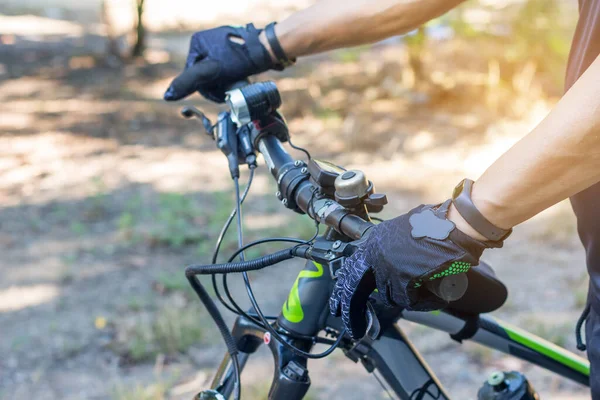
[329,200,503,339]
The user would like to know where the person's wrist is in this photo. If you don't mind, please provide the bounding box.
[258,30,278,63]
[447,202,489,242]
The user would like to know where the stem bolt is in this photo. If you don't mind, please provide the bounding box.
[301,167,308,174]
[276,191,282,199]
[282,198,288,206]
[294,160,303,167]
[332,240,342,249]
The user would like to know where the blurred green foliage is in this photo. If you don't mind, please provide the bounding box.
[508,0,572,88]
[424,0,575,94]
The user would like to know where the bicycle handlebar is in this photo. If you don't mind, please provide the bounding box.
[250,118,467,303]
[174,81,468,304]
[254,131,374,240]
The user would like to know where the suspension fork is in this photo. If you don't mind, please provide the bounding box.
[210,314,315,400]
[209,257,336,399]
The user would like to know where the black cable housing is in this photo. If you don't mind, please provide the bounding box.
[186,248,299,277]
[288,135,311,161]
[222,237,310,322]
[187,274,241,400]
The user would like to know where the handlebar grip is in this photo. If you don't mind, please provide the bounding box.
[424,273,468,302]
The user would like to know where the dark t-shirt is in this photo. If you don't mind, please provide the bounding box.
[565,0,600,89]
[566,1,600,314]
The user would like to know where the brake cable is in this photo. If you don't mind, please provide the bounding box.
[231,175,347,360]
[210,168,255,315]
[288,135,312,161]
[212,160,319,325]
[209,166,319,325]
[183,85,346,397]
[186,180,347,361]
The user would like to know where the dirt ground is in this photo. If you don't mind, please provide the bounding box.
[0,11,594,400]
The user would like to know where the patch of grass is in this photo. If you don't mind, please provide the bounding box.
[11,335,30,351]
[261,214,318,245]
[125,194,143,211]
[147,193,204,247]
[154,271,193,295]
[196,240,215,258]
[126,296,152,312]
[61,252,78,265]
[117,191,216,248]
[84,176,110,222]
[118,212,135,230]
[59,340,86,360]
[119,306,205,363]
[58,266,75,285]
[285,215,319,239]
[111,381,168,400]
[117,211,137,242]
[207,191,236,229]
[70,221,87,235]
[50,204,69,222]
[117,189,317,258]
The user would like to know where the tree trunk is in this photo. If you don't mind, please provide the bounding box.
[101,0,122,61]
[406,26,427,86]
[131,0,146,58]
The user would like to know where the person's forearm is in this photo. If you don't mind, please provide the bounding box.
[448,55,600,240]
[260,0,466,59]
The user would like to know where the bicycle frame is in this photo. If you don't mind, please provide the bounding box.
[207,257,590,400]
[186,82,591,399]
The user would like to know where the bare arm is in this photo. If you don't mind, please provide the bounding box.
[259,0,467,59]
[255,0,600,242]
[448,55,600,240]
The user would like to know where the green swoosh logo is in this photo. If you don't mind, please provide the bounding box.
[282,262,323,323]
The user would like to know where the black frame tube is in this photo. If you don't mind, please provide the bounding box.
[201,105,590,398]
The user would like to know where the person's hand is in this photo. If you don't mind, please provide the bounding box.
[329,200,503,339]
[164,24,281,103]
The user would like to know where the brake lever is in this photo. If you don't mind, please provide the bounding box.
[364,302,381,340]
[181,106,214,138]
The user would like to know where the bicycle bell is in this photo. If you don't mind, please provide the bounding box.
[334,170,388,212]
[226,81,282,126]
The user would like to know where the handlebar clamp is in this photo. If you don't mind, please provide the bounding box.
[276,160,312,214]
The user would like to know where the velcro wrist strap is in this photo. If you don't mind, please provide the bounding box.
[265,22,295,68]
[450,315,479,343]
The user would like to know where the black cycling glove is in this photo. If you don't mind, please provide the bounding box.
[329,200,503,339]
[164,24,281,103]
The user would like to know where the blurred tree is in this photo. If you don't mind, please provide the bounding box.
[404,26,428,88]
[101,0,123,62]
[508,0,572,91]
[131,0,146,58]
[445,0,574,95]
